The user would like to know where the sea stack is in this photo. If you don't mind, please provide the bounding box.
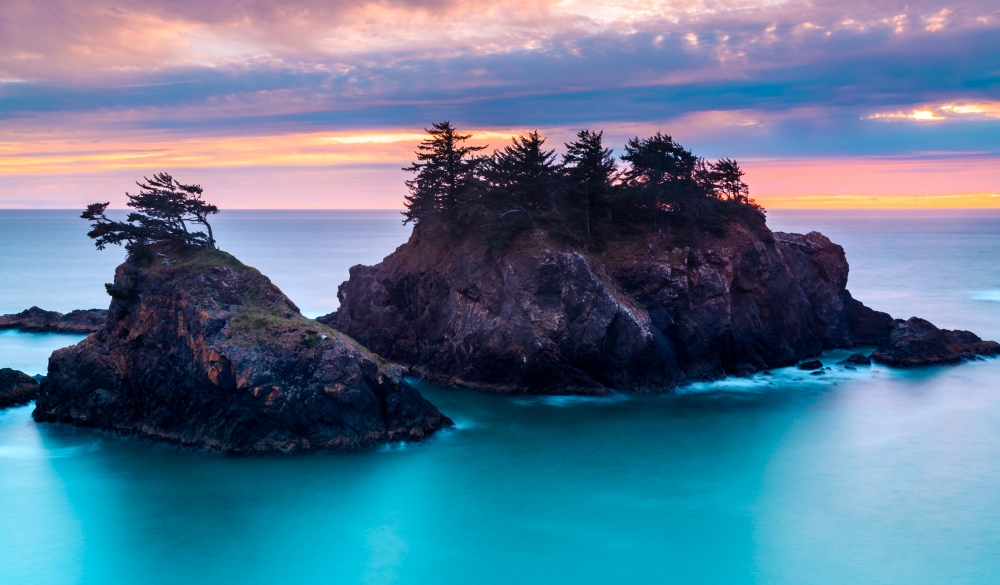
[324,223,998,394]
[34,244,451,453]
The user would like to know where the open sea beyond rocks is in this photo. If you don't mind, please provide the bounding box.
[1,209,999,584]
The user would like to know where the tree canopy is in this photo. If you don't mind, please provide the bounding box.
[82,173,219,254]
[402,122,486,226]
[402,122,761,247]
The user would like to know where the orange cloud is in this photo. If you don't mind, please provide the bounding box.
[866,101,1000,122]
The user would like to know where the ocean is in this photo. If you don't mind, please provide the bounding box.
[1,209,999,584]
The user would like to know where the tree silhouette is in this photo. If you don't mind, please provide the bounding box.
[81,173,219,253]
[484,131,561,214]
[402,122,486,226]
[619,132,699,229]
[563,130,615,248]
[397,123,763,243]
[710,158,750,203]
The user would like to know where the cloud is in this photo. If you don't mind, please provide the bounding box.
[867,101,1000,122]
[2,0,999,208]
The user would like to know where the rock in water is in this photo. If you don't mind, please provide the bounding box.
[837,353,872,366]
[0,369,40,409]
[323,223,900,394]
[34,245,451,453]
[796,360,824,371]
[870,317,1000,367]
[0,306,107,334]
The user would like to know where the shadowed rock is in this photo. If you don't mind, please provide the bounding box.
[322,223,900,394]
[837,353,872,366]
[797,360,824,370]
[0,368,39,409]
[34,244,451,453]
[0,307,107,334]
[871,317,1000,367]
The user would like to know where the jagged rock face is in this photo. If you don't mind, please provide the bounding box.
[871,317,1000,367]
[34,246,451,453]
[0,306,107,334]
[0,368,39,409]
[324,224,895,394]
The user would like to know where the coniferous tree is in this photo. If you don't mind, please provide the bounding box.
[82,173,219,254]
[619,132,699,229]
[402,122,485,226]
[563,130,615,247]
[484,131,561,214]
[710,158,750,203]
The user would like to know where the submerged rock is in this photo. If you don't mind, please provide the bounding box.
[870,317,1000,367]
[323,222,899,394]
[34,244,451,453]
[0,368,39,409]
[0,307,107,334]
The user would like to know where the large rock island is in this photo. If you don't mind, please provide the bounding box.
[323,223,998,394]
[35,244,451,453]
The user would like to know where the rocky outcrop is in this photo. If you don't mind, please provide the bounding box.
[871,317,1000,367]
[323,223,907,395]
[0,369,39,409]
[34,245,451,453]
[837,353,872,366]
[0,307,107,334]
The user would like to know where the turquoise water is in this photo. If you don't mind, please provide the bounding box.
[1,210,999,584]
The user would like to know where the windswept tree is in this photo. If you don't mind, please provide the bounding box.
[563,129,616,247]
[402,121,486,226]
[81,173,219,254]
[709,158,750,203]
[484,131,561,214]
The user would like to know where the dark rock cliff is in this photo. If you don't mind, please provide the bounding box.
[34,245,450,453]
[0,307,107,334]
[323,222,995,394]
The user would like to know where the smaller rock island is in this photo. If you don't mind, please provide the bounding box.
[35,243,450,452]
[35,173,450,453]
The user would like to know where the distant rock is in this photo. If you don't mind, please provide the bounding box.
[0,368,39,409]
[34,244,451,453]
[837,353,872,366]
[796,360,824,371]
[871,317,1000,367]
[0,307,106,334]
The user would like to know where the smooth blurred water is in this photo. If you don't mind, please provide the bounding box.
[1,209,999,585]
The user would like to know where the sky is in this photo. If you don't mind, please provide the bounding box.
[1,0,998,209]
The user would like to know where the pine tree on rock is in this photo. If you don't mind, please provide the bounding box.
[81,172,219,254]
[485,131,561,214]
[402,122,486,227]
[620,132,699,229]
[563,130,616,247]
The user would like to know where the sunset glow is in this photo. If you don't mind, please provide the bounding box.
[2,0,998,209]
